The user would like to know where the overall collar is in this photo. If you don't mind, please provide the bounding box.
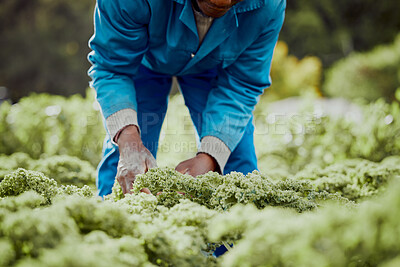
[172,0,266,72]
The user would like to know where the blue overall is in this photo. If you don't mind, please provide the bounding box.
[88,0,286,196]
[97,65,257,197]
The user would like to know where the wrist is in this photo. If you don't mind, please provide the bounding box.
[198,136,230,174]
[116,125,141,146]
[197,152,218,173]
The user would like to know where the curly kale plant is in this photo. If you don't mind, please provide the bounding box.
[0,169,93,205]
[0,153,96,187]
[210,180,400,267]
[30,155,96,187]
[0,169,58,203]
[128,168,351,212]
[295,156,400,201]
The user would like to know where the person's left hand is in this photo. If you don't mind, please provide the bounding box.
[175,153,218,176]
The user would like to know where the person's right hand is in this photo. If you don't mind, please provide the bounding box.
[115,125,157,195]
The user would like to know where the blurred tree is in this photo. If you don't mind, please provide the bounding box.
[323,35,400,102]
[281,0,400,66]
[0,0,95,102]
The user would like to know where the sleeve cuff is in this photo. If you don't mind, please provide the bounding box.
[198,136,231,173]
[105,108,139,144]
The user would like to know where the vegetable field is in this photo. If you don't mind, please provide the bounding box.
[1,92,400,266]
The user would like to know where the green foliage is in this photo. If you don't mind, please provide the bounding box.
[281,1,400,66]
[59,185,94,198]
[0,165,398,266]
[0,169,58,204]
[0,0,95,101]
[30,155,96,187]
[1,207,79,259]
[0,192,217,266]
[0,153,96,187]
[0,238,15,267]
[382,257,400,267]
[209,180,400,267]
[0,168,93,205]
[0,191,46,212]
[17,233,153,267]
[160,95,400,179]
[0,157,399,266]
[135,199,218,266]
[266,42,322,102]
[295,156,400,201]
[127,168,352,212]
[255,98,400,176]
[0,152,33,170]
[0,90,104,166]
[323,35,400,102]
[0,153,34,182]
[60,197,137,238]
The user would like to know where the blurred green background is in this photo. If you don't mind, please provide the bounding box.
[0,0,400,194]
[1,0,399,102]
[0,0,399,173]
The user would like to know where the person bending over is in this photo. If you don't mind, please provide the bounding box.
[88,0,286,196]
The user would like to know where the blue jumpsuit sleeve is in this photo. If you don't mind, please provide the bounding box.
[87,0,150,119]
[200,2,286,152]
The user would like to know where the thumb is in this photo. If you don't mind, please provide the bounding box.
[176,165,189,175]
[140,188,152,195]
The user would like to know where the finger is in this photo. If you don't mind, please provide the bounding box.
[145,156,157,172]
[184,169,192,176]
[156,191,162,196]
[116,176,128,195]
[140,188,152,195]
[181,168,190,175]
[126,178,135,194]
[121,184,127,195]
[181,166,193,176]
[175,163,189,174]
